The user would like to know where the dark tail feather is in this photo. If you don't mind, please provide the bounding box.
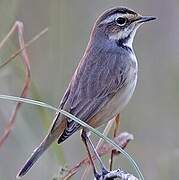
[16,135,55,179]
[16,116,66,179]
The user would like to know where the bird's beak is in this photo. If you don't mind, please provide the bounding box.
[135,15,157,24]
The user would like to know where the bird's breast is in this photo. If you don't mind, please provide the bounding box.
[90,53,138,127]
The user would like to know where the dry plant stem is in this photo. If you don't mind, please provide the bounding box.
[109,114,120,171]
[81,118,115,180]
[0,23,48,147]
[63,132,133,180]
[0,27,48,69]
[0,21,31,147]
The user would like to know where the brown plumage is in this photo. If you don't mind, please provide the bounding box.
[16,6,156,179]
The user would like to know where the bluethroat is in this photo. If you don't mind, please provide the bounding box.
[17,7,156,179]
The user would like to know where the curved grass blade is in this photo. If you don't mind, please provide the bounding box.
[0,94,144,180]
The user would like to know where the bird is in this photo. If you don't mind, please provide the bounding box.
[16,7,156,179]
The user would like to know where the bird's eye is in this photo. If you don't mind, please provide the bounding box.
[115,17,127,26]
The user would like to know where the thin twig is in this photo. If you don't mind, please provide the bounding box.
[0,26,48,69]
[0,23,48,147]
[0,21,31,147]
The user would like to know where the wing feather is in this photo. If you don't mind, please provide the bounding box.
[52,47,132,142]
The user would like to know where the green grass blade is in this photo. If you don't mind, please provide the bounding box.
[0,94,144,180]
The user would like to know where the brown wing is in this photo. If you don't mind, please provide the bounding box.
[52,46,131,143]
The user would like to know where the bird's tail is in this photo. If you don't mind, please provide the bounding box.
[16,133,56,179]
[16,113,67,179]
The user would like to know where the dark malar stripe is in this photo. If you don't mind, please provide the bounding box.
[116,36,133,54]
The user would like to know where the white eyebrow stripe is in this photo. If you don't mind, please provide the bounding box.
[100,13,125,24]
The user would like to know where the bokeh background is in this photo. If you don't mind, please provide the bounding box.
[0,0,179,180]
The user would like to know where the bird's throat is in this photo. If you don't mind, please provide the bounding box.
[116,35,133,53]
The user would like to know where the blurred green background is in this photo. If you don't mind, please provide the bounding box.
[0,0,179,180]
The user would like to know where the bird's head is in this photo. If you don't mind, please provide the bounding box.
[91,7,156,48]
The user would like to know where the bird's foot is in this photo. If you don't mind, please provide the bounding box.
[101,167,109,177]
[94,171,101,180]
[94,167,110,180]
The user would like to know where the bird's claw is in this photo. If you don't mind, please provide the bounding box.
[102,167,109,177]
[94,168,110,180]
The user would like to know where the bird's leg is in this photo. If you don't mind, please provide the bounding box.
[109,114,120,171]
[81,129,109,178]
[86,133,109,176]
[81,130,100,179]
